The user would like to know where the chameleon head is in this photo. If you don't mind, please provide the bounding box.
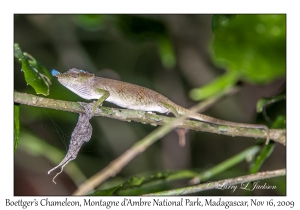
[51,68,95,100]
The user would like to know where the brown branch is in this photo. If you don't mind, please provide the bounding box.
[15,90,285,195]
[14,91,286,145]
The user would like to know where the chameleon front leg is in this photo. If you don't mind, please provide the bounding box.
[92,89,110,116]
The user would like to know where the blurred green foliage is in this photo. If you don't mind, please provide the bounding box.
[115,15,176,69]
[250,95,286,174]
[256,94,286,113]
[90,173,172,196]
[191,14,286,101]
[19,131,87,186]
[14,105,20,152]
[190,71,239,100]
[212,14,285,84]
[14,43,52,153]
[90,170,199,196]
[74,15,106,31]
[250,142,275,174]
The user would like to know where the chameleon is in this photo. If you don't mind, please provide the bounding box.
[51,68,270,144]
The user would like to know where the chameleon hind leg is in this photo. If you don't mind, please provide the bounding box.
[160,102,188,147]
[92,89,110,116]
[160,102,180,117]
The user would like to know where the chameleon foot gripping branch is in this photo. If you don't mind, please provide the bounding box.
[48,102,93,184]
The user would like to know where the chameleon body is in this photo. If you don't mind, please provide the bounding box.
[52,68,270,143]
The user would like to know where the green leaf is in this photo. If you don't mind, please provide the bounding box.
[272,115,286,129]
[250,142,275,174]
[116,173,170,195]
[190,71,239,100]
[250,114,285,173]
[256,94,286,113]
[89,171,189,196]
[14,43,51,96]
[211,15,286,84]
[166,170,198,181]
[14,105,20,152]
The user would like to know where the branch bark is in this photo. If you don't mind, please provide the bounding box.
[14,91,286,145]
[15,91,286,195]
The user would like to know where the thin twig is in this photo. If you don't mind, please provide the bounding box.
[189,145,261,185]
[144,168,286,195]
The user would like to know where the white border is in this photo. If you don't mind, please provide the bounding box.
[2,0,298,209]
